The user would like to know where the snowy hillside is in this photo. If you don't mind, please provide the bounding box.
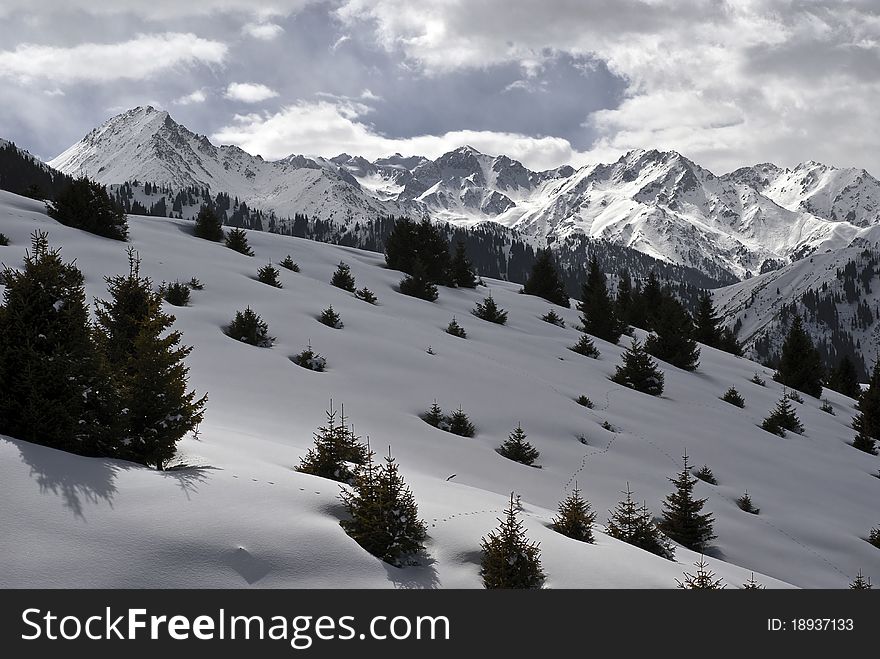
[1,190,878,589]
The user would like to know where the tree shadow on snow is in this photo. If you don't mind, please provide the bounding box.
[160,464,216,500]
[383,553,441,590]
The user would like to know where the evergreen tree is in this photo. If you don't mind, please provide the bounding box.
[694,465,717,485]
[95,251,206,469]
[450,241,477,288]
[852,360,880,455]
[280,255,300,272]
[447,406,475,437]
[497,423,540,466]
[605,484,674,559]
[355,287,377,304]
[742,573,764,589]
[761,394,804,436]
[47,177,128,241]
[611,339,665,396]
[849,570,873,589]
[774,314,823,397]
[721,386,745,408]
[551,483,595,543]
[226,307,273,347]
[340,447,428,566]
[330,261,356,292]
[616,269,633,327]
[257,263,282,288]
[291,343,326,371]
[385,218,451,285]
[193,204,224,241]
[225,228,254,256]
[867,527,880,549]
[162,281,190,306]
[297,404,370,483]
[0,232,9,246]
[578,256,623,343]
[0,232,116,456]
[658,453,716,552]
[717,327,744,357]
[522,248,569,307]
[472,294,508,324]
[480,492,545,589]
[541,309,565,327]
[569,334,600,358]
[736,491,759,514]
[693,291,721,346]
[422,401,445,428]
[399,257,438,302]
[645,296,700,371]
[319,305,343,329]
[446,317,467,338]
[676,556,725,589]
[829,355,860,398]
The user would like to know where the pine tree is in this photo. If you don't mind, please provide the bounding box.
[47,177,128,241]
[385,218,452,285]
[578,256,623,343]
[569,334,600,358]
[645,296,700,371]
[694,465,717,485]
[522,248,569,307]
[225,228,254,256]
[472,294,508,324]
[0,232,9,246]
[541,309,565,327]
[616,269,633,326]
[551,483,595,543]
[497,423,540,466]
[852,360,880,455]
[742,573,764,589]
[659,453,716,552]
[736,491,759,514]
[693,291,721,346]
[676,556,725,589]
[447,406,475,437]
[774,315,823,397]
[257,263,282,288]
[280,255,300,272]
[721,386,745,407]
[450,241,477,288]
[291,343,326,371]
[330,261,356,292]
[829,355,860,398]
[399,257,438,301]
[226,307,273,347]
[605,485,675,559]
[162,281,191,306]
[867,527,880,549]
[480,492,545,589]
[611,339,665,396]
[446,317,467,338]
[849,570,873,589]
[95,251,206,469]
[422,401,445,428]
[319,305,343,329]
[761,394,803,436]
[355,287,377,304]
[193,204,224,241]
[0,231,116,457]
[717,327,744,357]
[340,447,428,566]
[297,404,370,483]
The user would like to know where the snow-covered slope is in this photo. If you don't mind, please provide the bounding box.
[1,190,877,588]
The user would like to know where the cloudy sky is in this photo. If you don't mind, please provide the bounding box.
[1,0,879,173]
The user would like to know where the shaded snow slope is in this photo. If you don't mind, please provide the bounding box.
[1,191,877,588]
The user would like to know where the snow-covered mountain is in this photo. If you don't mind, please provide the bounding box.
[2,189,878,588]
[47,107,880,281]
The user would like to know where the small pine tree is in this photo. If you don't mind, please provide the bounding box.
[319,305,343,329]
[355,287,377,304]
[297,404,370,483]
[611,339,665,396]
[480,492,545,589]
[820,399,835,415]
[162,281,191,307]
[867,527,880,549]
[677,556,725,589]
[693,291,722,346]
[497,423,540,466]
[257,263,282,288]
[786,389,804,404]
[761,394,803,436]
[750,372,766,386]
[421,401,446,429]
[742,573,765,589]
[541,309,565,327]
[188,277,204,290]
[225,228,254,256]
[446,317,467,338]
[578,256,623,343]
[721,386,745,408]
[447,406,475,437]
[694,465,717,485]
[193,204,224,241]
[551,483,595,543]
[226,307,273,347]
[605,484,675,559]
[399,257,438,302]
[340,447,428,566]
[522,247,570,307]
[569,334,600,358]
[291,343,326,371]
[47,177,128,241]
[0,233,9,246]
[850,570,873,589]
[852,360,880,455]
[736,491,759,514]
[472,294,508,325]
[330,261,356,292]
[576,395,593,408]
[659,453,716,552]
[450,241,477,288]
[280,255,300,272]
[774,314,823,398]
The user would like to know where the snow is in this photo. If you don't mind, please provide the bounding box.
[1,189,877,588]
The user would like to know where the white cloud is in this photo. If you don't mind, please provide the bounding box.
[242,22,285,40]
[0,1,318,20]
[0,33,227,84]
[174,89,208,105]
[224,82,280,103]
[331,34,351,51]
[212,100,582,170]
[42,88,65,97]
